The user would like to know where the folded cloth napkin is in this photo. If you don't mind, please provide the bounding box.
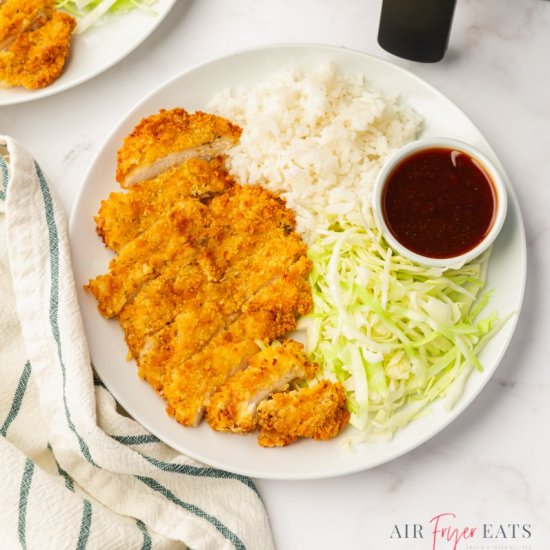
[0,136,274,550]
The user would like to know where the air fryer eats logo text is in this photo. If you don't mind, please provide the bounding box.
[390,513,532,550]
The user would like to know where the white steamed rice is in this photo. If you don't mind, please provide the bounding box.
[208,64,422,243]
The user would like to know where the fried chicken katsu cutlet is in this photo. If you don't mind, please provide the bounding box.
[96,157,235,252]
[87,107,350,446]
[257,380,350,447]
[162,259,313,426]
[205,340,318,434]
[0,0,75,89]
[116,108,242,187]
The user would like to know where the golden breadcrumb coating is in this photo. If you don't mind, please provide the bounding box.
[205,340,317,434]
[86,199,212,318]
[0,0,55,45]
[116,108,242,187]
[96,157,235,252]
[118,183,306,391]
[163,262,312,427]
[256,380,350,447]
[119,213,306,361]
[0,2,75,90]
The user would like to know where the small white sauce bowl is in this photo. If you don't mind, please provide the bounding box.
[372,137,508,270]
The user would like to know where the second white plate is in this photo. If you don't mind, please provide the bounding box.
[0,0,176,106]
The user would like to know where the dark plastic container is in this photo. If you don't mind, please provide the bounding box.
[377,0,457,62]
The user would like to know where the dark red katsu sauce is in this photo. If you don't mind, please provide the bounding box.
[382,147,497,259]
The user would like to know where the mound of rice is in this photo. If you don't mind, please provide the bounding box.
[209,64,422,243]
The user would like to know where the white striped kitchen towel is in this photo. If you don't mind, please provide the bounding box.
[0,136,274,550]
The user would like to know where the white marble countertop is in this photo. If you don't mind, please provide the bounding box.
[2,1,549,548]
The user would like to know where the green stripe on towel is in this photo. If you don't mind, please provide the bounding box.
[18,458,34,550]
[136,476,246,550]
[110,434,161,445]
[136,519,152,550]
[0,156,8,201]
[142,454,260,497]
[76,500,92,550]
[47,443,75,492]
[35,162,97,467]
[1,361,31,437]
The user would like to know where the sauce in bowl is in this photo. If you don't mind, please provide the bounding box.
[382,147,497,259]
[372,138,508,269]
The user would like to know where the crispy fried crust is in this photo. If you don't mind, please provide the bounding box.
[119,214,307,360]
[205,340,318,434]
[96,157,235,252]
[116,108,242,187]
[0,0,55,45]
[114,182,303,357]
[256,380,350,447]
[86,199,212,318]
[0,3,75,90]
[163,267,313,427]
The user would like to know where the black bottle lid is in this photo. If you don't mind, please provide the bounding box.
[377,0,457,63]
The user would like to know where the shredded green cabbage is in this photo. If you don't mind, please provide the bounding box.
[298,215,506,441]
[56,0,158,34]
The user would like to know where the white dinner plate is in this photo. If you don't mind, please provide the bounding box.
[69,44,526,480]
[0,0,176,106]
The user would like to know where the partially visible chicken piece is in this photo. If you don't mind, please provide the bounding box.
[0,0,54,49]
[86,199,213,318]
[256,380,350,447]
[163,261,313,427]
[0,2,75,90]
[96,157,235,252]
[205,340,317,434]
[116,109,242,187]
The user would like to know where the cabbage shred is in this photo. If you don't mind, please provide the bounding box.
[56,0,158,33]
[298,217,503,440]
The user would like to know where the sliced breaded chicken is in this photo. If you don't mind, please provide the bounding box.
[163,261,313,427]
[121,227,307,360]
[205,340,317,434]
[137,254,311,395]
[119,260,206,359]
[123,183,302,360]
[256,380,350,447]
[96,157,235,252]
[0,3,75,89]
[85,199,212,318]
[116,108,242,187]
[118,184,303,358]
[0,0,54,49]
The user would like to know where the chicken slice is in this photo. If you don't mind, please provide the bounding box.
[116,108,242,187]
[120,228,307,360]
[95,157,235,252]
[163,261,313,427]
[85,199,212,318]
[118,184,302,358]
[137,254,311,395]
[205,340,317,434]
[256,380,350,447]
[127,183,304,378]
[0,6,75,89]
[0,0,55,50]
